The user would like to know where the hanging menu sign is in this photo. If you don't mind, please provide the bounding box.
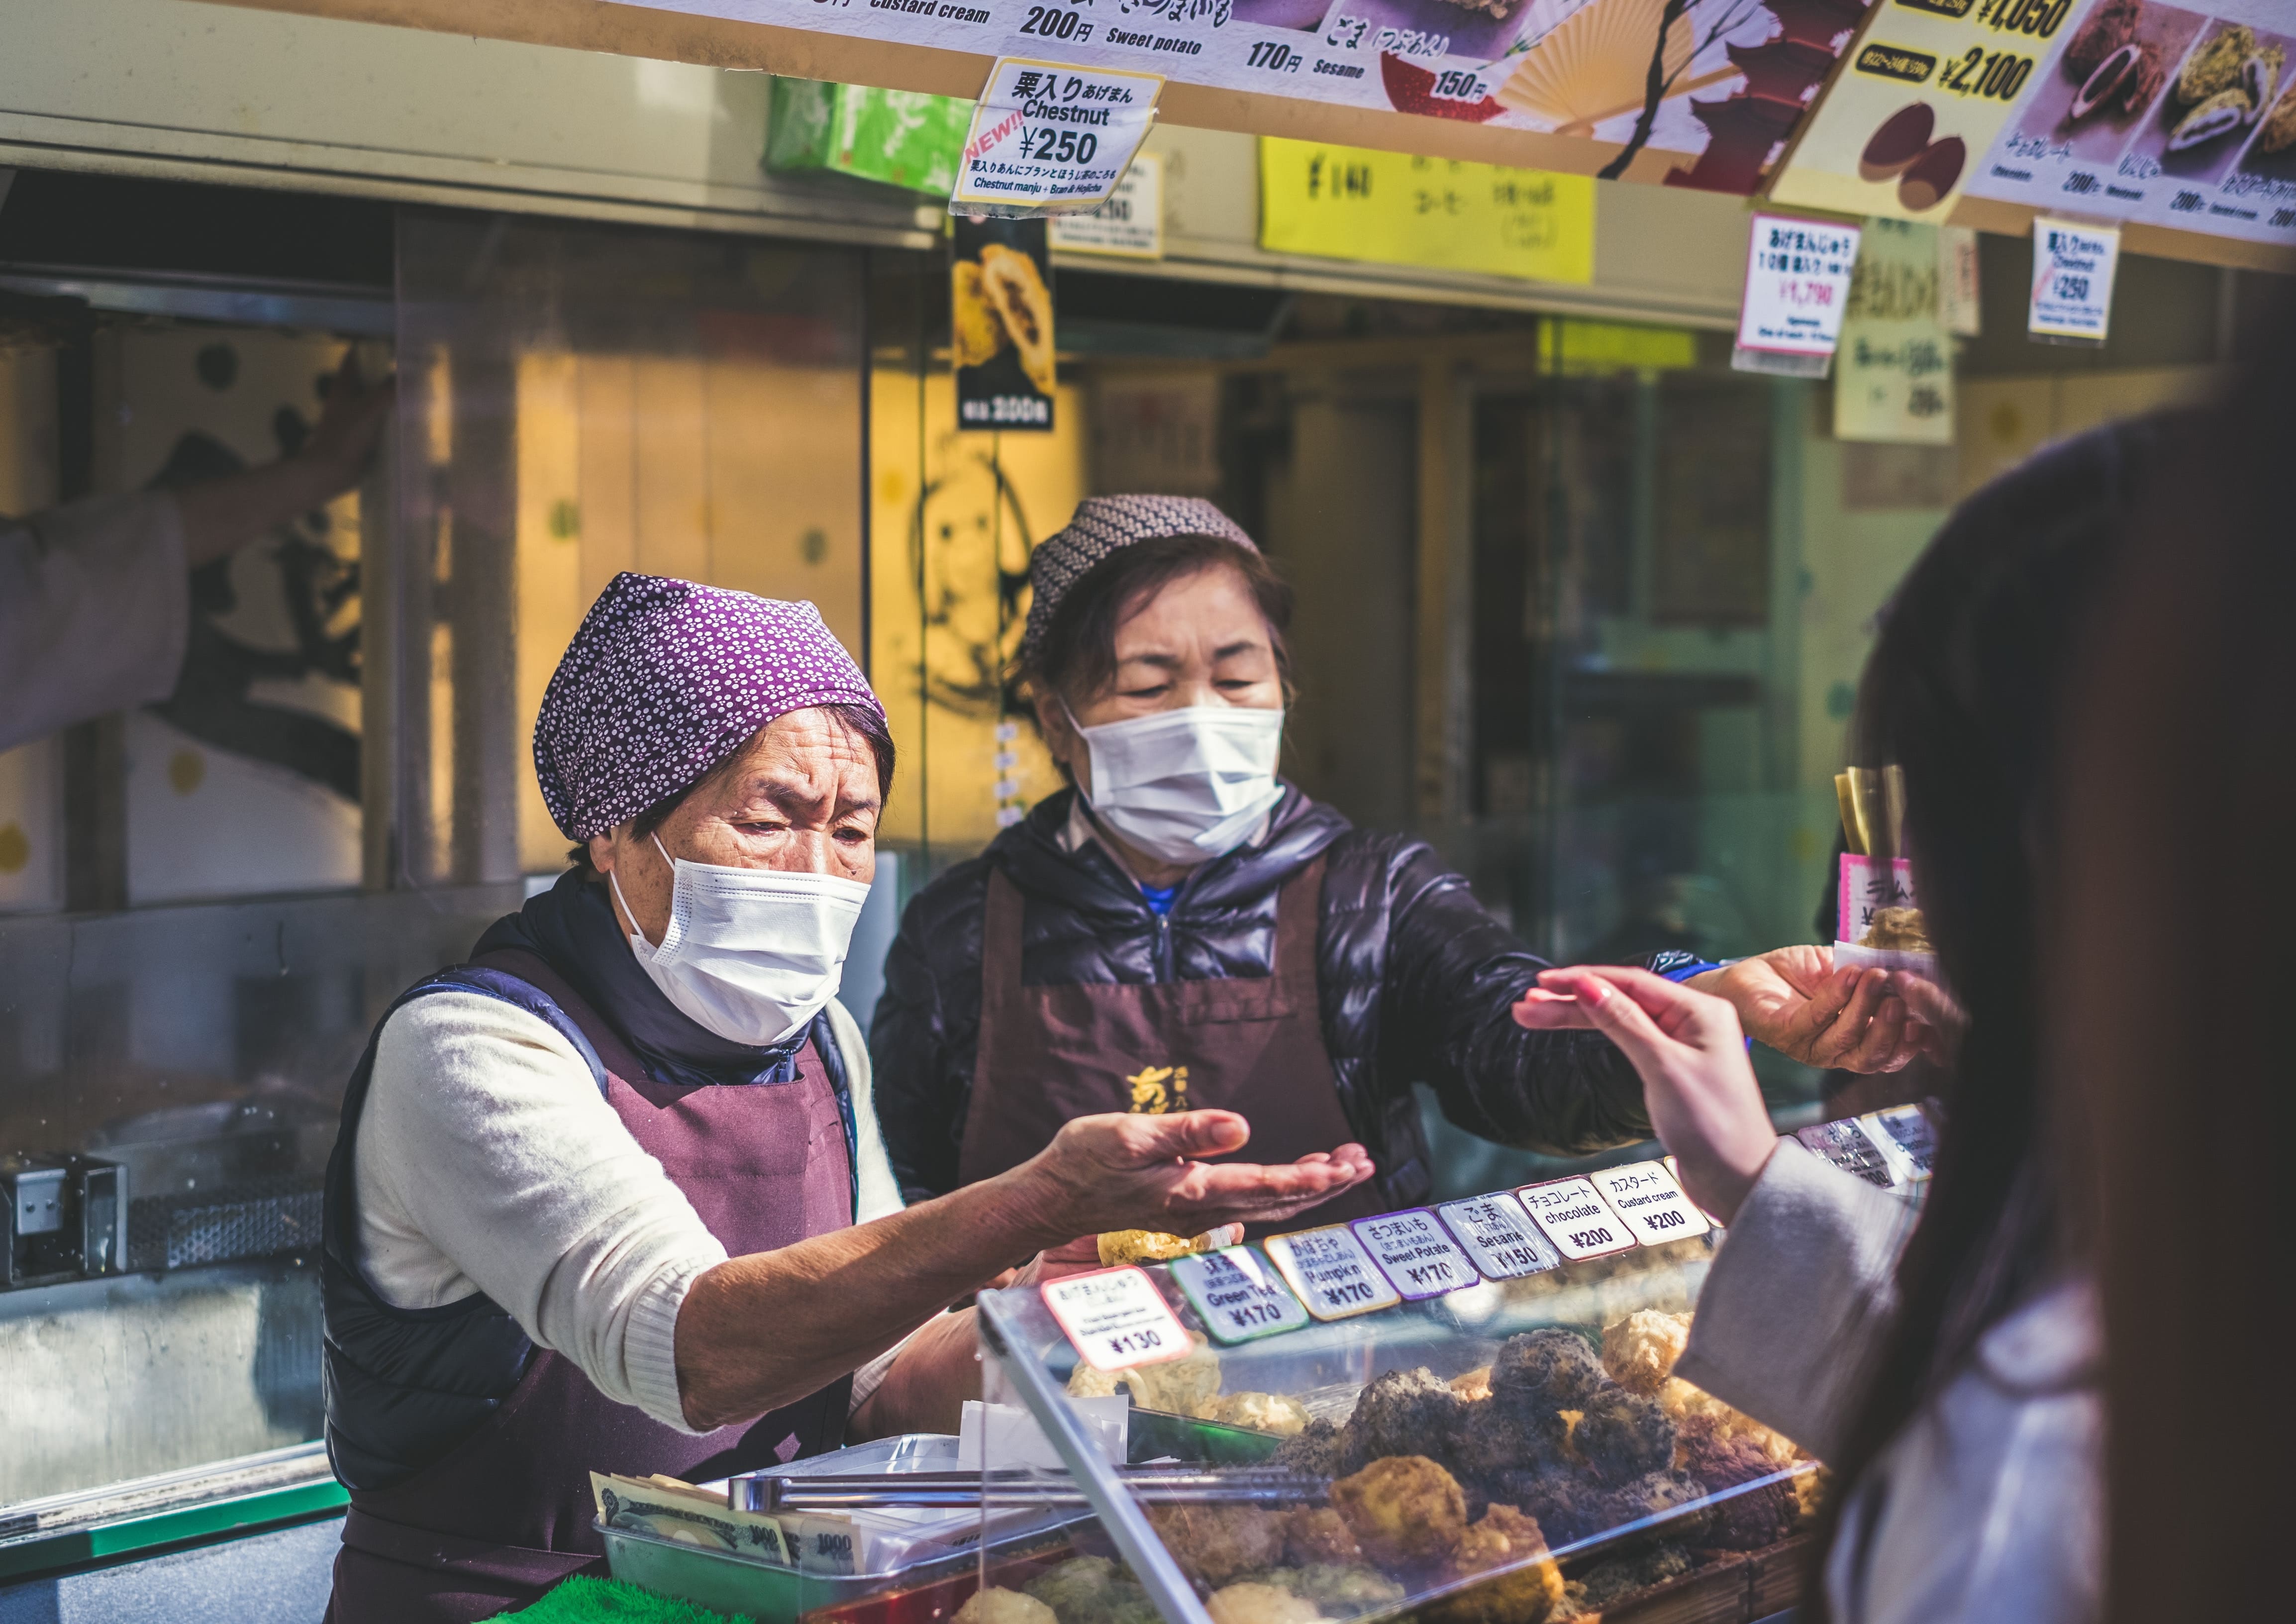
[952,57,1165,215]
[1169,1246,1311,1343]
[1735,214,1864,368]
[1588,1162,1713,1246]
[1435,1194,1563,1280]
[1350,1210,1480,1300]
[1043,1267,1195,1371]
[1265,1224,1401,1321]
[2028,215,2121,339]
[564,2,1876,199]
[1516,1177,1636,1261]
[1965,2,2296,250]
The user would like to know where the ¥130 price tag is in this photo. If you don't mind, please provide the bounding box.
[1516,1177,1636,1261]
[1042,1267,1193,1373]
[1264,1224,1401,1321]
[1588,1162,1712,1247]
[1350,1210,1480,1301]
[952,58,1164,217]
[1169,1246,1309,1345]
[1436,1193,1562,1281]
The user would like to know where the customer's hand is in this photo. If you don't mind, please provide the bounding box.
[1686,947,1922,1072]
[1010,1112,1373,1245]
[1514,967,1778,1224]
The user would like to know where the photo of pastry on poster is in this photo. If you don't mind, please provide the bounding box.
[1964,0,2296,244]
[654,0,1875,191]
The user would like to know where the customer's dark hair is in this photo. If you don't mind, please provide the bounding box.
[2060,300,2291,1624]
[566,701,895,873]
[1014,533,1296,706]
[1803,418,2162,1616]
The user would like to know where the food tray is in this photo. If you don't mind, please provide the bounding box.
[601,1434,1092,1624]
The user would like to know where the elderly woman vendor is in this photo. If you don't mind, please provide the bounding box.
[874,497,1922,1216]
[317,574,1370,1624]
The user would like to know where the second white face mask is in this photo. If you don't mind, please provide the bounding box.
[612,835,872,1048]
[1071,703,1287,866]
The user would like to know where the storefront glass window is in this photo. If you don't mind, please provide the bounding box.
[0,209,872,1519]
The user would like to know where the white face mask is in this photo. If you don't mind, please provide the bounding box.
[1068,702,1287,866]
[611,835,872,1047]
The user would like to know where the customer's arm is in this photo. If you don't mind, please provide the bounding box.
[171,354,392,568]
[1515,965,1915,1458]
[0,354,392,752]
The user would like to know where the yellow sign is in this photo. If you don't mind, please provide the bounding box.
[1537,320,1698,373]
[1259,139,1595,286]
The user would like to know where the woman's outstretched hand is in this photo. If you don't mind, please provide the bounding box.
[1513,966,1779,1224]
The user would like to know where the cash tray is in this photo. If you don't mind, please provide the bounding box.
[598,1434,1091,1624]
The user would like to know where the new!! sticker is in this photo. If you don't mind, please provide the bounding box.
[1168,1246,1310,1345]
[1042,1267,1193,1373]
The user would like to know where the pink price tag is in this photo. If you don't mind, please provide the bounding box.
[1041,1266,1193,1373]
[1838,853,1918,945]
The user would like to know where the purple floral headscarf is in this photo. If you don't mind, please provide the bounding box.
[535,573,882,840]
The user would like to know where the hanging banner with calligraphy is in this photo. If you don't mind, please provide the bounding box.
[1833,216,1956,443]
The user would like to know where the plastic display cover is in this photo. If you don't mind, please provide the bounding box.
[970,1165,1822,1624]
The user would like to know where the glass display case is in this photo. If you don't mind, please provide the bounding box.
[959,1163,1831,1624]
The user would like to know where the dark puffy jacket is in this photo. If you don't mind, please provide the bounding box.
[872,786,1653,1210]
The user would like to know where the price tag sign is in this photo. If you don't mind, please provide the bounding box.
[1264,1224,1401,1321]
[1735,214,1862,359]
[1516,1177,1636,1261]
[1862,1106,1937,1183]
[2028,218,2119,344]
[1794,1118,1899,1188]
[1588,1162,1712,1247]
[1434,1194,1562,1281]
[1048,152,1163,260]
[1350,1210,1481,1301]
[952,58,1164,217]
[1042,1267,1193,1373]
[1168,1246,1309,1345]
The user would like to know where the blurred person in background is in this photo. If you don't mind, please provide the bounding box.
[1519,403,2178,1622]
[0,345,392,751]
[2055,300,2291,1623]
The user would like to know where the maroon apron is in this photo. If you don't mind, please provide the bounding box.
[959,855,1381,1230]
[323,948,854,1624]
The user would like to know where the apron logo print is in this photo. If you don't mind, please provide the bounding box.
[1125,1064,1188,1114]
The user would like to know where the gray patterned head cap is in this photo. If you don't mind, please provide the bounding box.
[535,572,883,840]
[1020,495,1257,664]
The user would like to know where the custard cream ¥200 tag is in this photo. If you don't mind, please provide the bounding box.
[952,58,1164,217]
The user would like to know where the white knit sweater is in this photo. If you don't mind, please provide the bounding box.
[356,991,905,1434]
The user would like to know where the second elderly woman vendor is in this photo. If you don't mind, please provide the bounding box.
[874,497,1922,1215]
[318,573,1371,1624]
